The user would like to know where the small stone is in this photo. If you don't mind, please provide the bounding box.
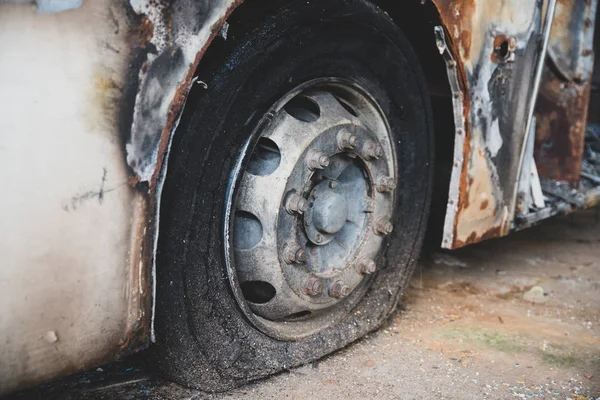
[44,330,58,344]
[523,286,546,303]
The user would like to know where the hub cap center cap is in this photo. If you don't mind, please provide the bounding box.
[310,180,348,236]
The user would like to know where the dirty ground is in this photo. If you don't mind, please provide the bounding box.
[9,210,600,400]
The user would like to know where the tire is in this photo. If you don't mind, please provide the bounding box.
[154,0,433,391]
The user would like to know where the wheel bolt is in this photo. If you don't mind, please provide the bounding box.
[284,244,307,264]
[329,180,339,189]
[358,258,377,274]
[329,280,351,298]
[337,129,358,150]
[285,192,309,215]
[315,234,323,243]
[361,140,383,160]
[306,150,330,170]
[374,217,394,236]
[376,176,396,193]
[303,277,323,296]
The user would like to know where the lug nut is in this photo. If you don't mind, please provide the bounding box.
[285,192,309,215]
[306,150,330,170]
[376,176,396,193]
[361,140,383,160]
[329,280,351,298]
[303,277,323,296]
[284,244,307,264]
[374,217,394,236]
[337,129,358,150]
[358,258,377,274]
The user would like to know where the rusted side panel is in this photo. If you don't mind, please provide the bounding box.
[534,0,598,183]
[535,67,593,181]
[433,0,544,248]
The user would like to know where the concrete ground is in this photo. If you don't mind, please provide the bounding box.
[10,211,600,399]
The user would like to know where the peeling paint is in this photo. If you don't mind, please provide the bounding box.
[126,0,241,184]
[534,0,598,183]
[434,0,546,248]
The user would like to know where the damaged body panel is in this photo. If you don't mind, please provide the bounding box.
[433,0,547,248]
[534,0,598,182]
[0,0,241,395]
[0,1,148,395]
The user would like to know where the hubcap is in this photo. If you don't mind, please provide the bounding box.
[226,79,396,338]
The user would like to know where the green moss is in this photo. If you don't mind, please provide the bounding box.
[540,352,580,368]
[438,327,525,353]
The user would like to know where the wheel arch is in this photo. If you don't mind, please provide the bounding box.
[130,0,461,340]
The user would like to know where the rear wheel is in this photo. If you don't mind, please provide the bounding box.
[155,0,433,390]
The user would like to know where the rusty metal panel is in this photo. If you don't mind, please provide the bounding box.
[433,0,546,248]
[534,0,598,182]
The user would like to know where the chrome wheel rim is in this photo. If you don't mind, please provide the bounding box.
[225,78,397,339]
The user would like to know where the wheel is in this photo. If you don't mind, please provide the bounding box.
[154,0,433,390]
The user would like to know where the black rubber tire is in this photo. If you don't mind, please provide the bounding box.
[154,0,433,391]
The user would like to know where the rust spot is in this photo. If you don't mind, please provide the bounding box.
[480,199,489,210]
[453,225,503,248]
[534,64,592,183]
[430,1,474,248]
[491,35,515,62]
[135,15,154,49]
[434,0,476,57]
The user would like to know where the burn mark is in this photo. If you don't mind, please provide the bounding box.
[492,35,517,62]
[124,0,244,184]
[433,0,545,248]
[534,64,592,182]
[534,0,598,183]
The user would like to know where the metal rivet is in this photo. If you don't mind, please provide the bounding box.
[329,280,351,298]
[361,140,383,160]
[358,258,377,274]
[337,129,358,151]
[376,176,396,193]
[315,234,323,243]
[374,217,394,236]
[303,277,323,296]
[285,192,308,215]
[306,150,330,170]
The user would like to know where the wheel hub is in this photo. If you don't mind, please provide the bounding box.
[311,180,348,235]
[305,179,348,243]
[228,80,397,336]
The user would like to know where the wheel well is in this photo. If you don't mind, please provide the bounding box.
[370,0,456,248]
[202,0,456,248]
